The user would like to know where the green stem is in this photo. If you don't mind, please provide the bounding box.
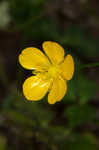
[3,10,45,33]
[80,62,99,69]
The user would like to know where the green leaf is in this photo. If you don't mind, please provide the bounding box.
[64,104,96,127]
[64,134,98,150]
[60,25,99,57]
[2,88,54,128]
[64,58,96,104]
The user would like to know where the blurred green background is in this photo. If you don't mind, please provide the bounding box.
[0,0,99,149]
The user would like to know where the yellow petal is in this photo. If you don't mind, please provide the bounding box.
[43,41,64,65]
[48,76,67,104]
[19,47,50,71]
[23,75,50,101]
[60,54,74,80]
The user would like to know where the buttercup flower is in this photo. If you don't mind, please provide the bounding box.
[19,41,74,104]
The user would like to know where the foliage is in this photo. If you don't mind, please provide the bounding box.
[0,0,99,149]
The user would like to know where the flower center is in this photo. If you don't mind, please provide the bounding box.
[48,65,60,78]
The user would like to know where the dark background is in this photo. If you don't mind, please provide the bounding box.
[0,0,99,149]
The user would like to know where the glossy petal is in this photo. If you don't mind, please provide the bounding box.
[23,75,50,101]
[19,47,50,71]
[43,41,64,65]
[60,54,74,80]
[48,76,67,104]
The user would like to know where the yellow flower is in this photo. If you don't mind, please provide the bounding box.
[19,41,74,104]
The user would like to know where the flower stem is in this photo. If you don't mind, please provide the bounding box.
[80,62,99,69]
